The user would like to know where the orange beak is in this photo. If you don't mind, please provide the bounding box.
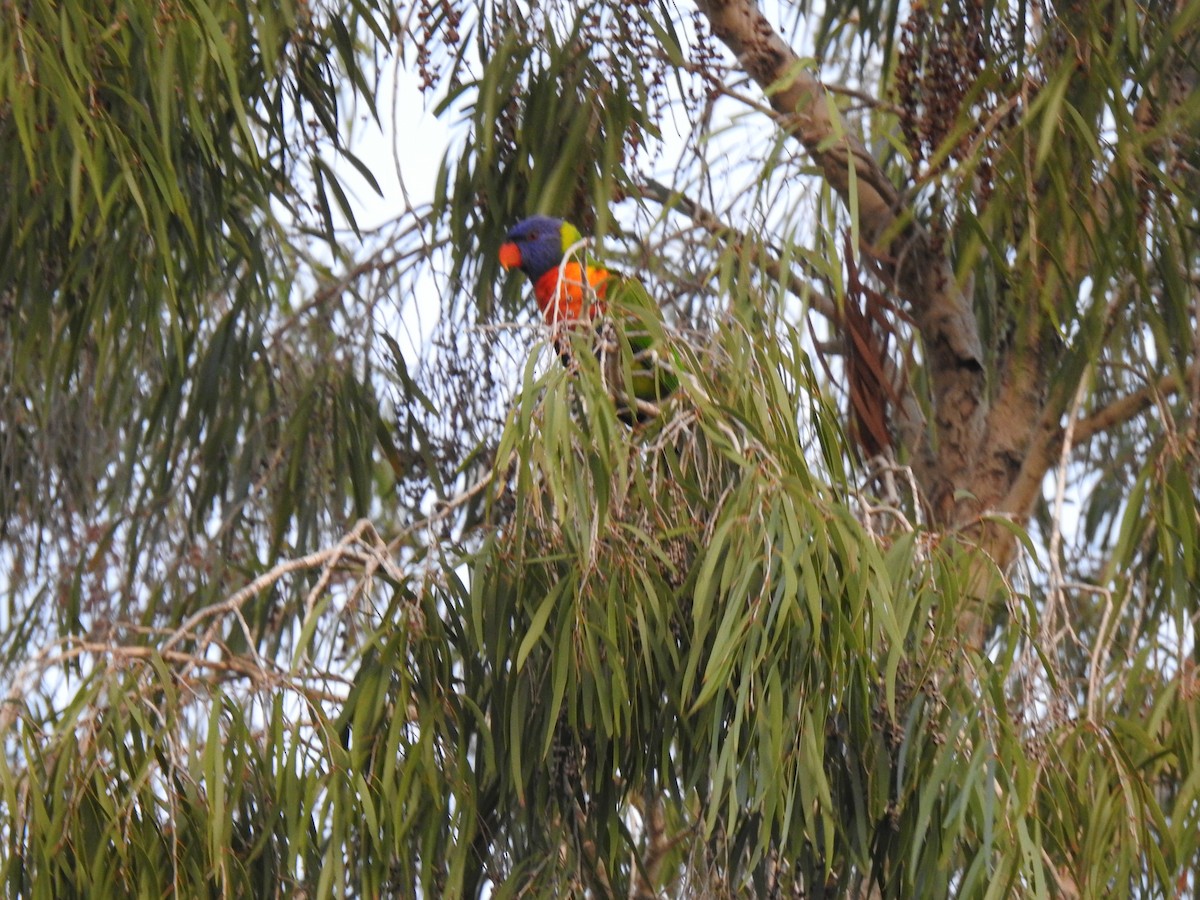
[498,242,522,270]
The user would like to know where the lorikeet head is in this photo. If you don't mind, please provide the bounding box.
[498,216,584,283]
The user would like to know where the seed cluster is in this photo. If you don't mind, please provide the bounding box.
[578,1,673,167]
[895,0,1019,196]
[414,0,463,93]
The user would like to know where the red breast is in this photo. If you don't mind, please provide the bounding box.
[533,263,609,325]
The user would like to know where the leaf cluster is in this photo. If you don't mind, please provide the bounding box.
[3,0,1200,897]
[0,0,397,636]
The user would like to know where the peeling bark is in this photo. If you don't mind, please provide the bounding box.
[687,0,1194,649]
[693,0,987,525]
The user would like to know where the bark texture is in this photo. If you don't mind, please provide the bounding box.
[693,0,991,531]
[689,1,1195,645]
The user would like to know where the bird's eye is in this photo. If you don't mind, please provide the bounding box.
[528,231,538,241]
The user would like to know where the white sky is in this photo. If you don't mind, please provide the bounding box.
[340,63,453,231]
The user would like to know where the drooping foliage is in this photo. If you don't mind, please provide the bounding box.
[2,0,1200,897]
[0,0,393,628]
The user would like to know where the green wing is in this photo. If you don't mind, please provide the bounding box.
[597,274,679,421]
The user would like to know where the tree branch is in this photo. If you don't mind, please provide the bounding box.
[999,361,1200,526]
[691,1,898,239]
[689,0,986,523]
[1073,364,1198,445]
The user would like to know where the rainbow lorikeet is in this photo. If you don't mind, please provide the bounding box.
[499,215,678,419]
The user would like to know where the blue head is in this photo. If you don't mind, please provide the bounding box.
[499,216,583,282]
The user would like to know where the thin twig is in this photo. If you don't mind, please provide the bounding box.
[1043,372,1090,678]
[638,178,839,322]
